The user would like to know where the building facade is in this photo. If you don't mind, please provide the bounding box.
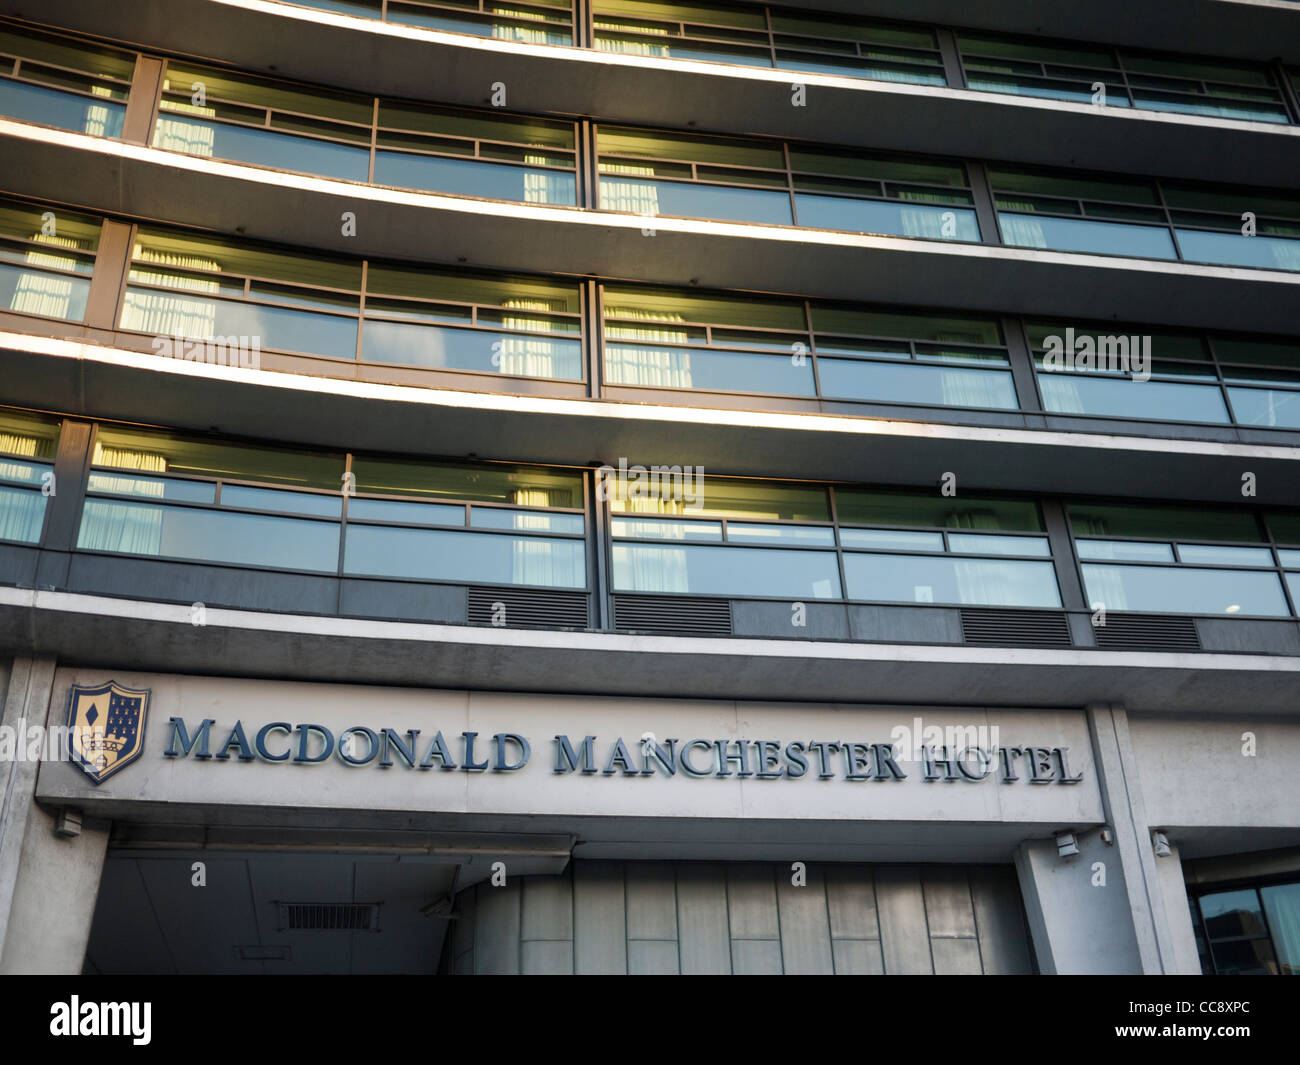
[0,0,1298,974]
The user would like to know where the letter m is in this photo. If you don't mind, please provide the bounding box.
[165,717,215,759]
[554,734,597,774]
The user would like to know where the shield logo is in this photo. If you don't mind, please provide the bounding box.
[66,682,150,785]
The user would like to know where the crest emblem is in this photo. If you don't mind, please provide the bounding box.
[66,682,150,784]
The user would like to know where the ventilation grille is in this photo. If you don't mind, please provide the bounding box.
[1094,613,1201,651]
[467,587,589,628]
[613,594,733,636]
[277,903,381,932]
[960,608,1073,648]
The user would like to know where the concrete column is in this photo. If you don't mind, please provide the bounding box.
[1015,831,1143,974]
[1152,843,1203,975]
[0,658,110,975]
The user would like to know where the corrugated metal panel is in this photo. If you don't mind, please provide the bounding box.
[467,586,589,628]
[1096,613,1201,651]
[960,608,1073,648]
[613,594,733,636]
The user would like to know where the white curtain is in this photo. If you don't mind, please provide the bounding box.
[522,152,573,206]
[507,488,582,587]
[593,25,671,58]
[604,308,693,387]
[0,428,46,541]
[599,161,661,216]
[120,244,221,337]
[1262,884,1300,976]
[153,93,217,156]
[997,201,1049,248]
[491,9,559,45]
[78,446,167,555]
[82,84,118,138]
[9,231,93,319]
[1268,237,1300,271]
[613,493,691,592]
[497,298,572,378]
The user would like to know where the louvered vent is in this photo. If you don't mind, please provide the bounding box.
[1094,613,1200,651]
[277,903,381,932]
[613,594,733,636]
[960,608,1073,648]
[467,587,589,628]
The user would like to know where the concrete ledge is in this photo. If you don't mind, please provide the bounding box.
[3,586,1300,713]
[4,120,1300,338]
[6,331,1300,505]
[4,2,1299,187]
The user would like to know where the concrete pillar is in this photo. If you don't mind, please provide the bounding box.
[1015,702,1200,974]
[0,657,110,974]
[1015,831,1143,974]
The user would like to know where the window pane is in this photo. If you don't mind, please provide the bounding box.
[599,126,783,169]
[613,542,840,598]
[796,195,979,240]
[601,177,792,225]
[1270,513,1300,546]
[0,78,125,138]
[843,553,1061,607]
[814,306,1001,345]
[122,288,358,360]
[374,151,576,205]
[153,116,371,182]
[351,458,582,507]
[86,473,215,503]
[0,484,46,543]
[220,484,343,517]
[1225,386,1300,430]
[1081,563,1288,615]
[835,489,1043,531]
[78,498,340,571]
[133,227,362,291]
[1070,502,1261,542]
[606,345,814,394]
[363,319,582,379]
[1207,936,1279,976]
[1039,375,1230,423]
[346,498,464,525]
[0,408,60,463]
[725,522,835,546]
[611,517,722,541]
[1000,213,1178,259]
[163,62,372,124]
[1200,889,1268,938]
[610,476,829,521]
[819,359,1016,408]
[839,529,943,552]
[92,426,344,491]
[1175,230,1300,272]
[948,533,1050,556]
[368,264,580,313]
[345,525,585,587]
[1176,544,1273,567]
[603,285,806,331]
[1279,550,1300,568]
[470,507,584,533]
[1076,539,1175,562]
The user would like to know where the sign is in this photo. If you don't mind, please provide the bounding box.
[65,681,150,785]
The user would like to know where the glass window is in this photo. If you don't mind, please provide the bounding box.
[345,524,585,587]
[843,553,1061,607]
[346,498,464,525]
[0,198,101,322]
[0,25,131,138]
[838,528,942,552]
[1175,544,1273,567]
[613,541,840,598]
[1069,502,1261,542]
[0,407,59,544]
[947,533,1050,557]
[352,457,582,507]
[1081,563,1288,615]
[610,517,722,541]
[1075,539,1174,562]
[609,474,829,521]
[836,489,1044,531]
[470,507,585,534]
[725,522,835,545]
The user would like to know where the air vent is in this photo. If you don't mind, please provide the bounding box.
[467,587,589,628]
[960,608,1073,648]
[1094,613,1200,651]
[613,594,733,636]
[277,903,381,932]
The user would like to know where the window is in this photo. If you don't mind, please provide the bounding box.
[602,284,1013,409]
[608,475,1060,607]
[958,33,1291,125]
[77,425,588,590]
[1069,501,1292,616]
[0,407,59,544]
[119,225,584,380]
[281,0,575,46]
[0,24,132,139]
[597,126,979,238]
[1192,876,1300,975]
[592,0,944,87]
[152,60,578,204]
[0,198,101,322]
[992,168,1300,272]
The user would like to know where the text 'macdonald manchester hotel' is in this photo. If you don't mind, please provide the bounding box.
[0,0,1298,976]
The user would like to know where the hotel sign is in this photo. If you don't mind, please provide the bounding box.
[163,718,1085,785]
